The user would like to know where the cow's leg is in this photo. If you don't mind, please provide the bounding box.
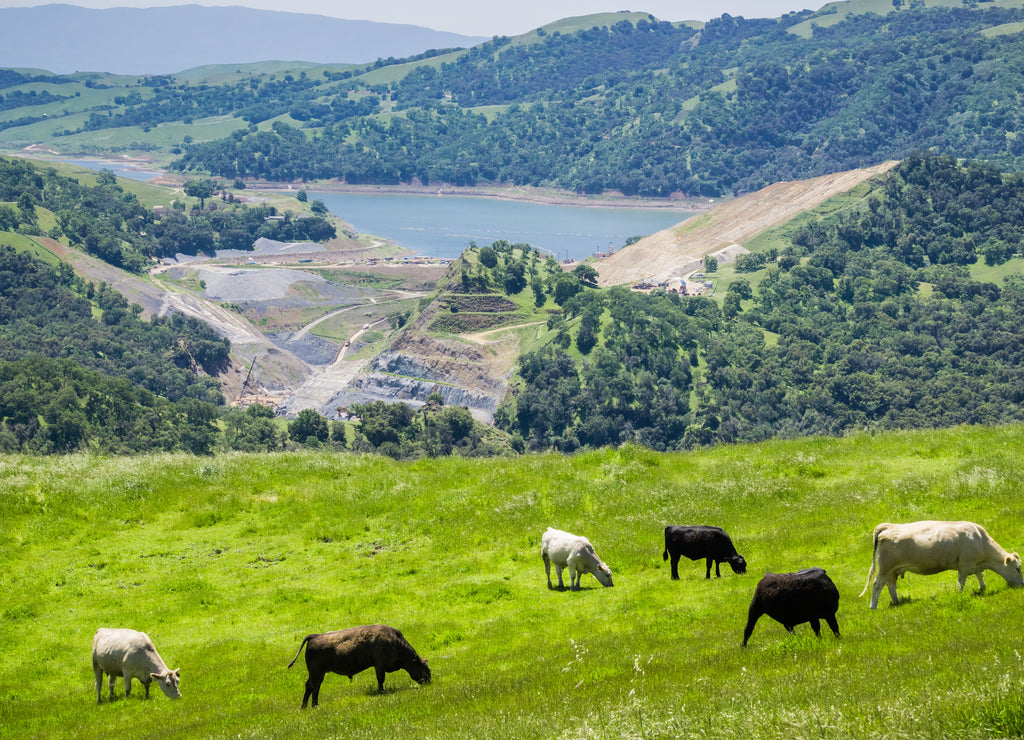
[824,613,840,638]
[375,665,387,692]
[569,565,579,591]
[809,618,822,637]
[555,563,565,590]
[704,558,713,579]
[670,553,680,580]
[784,624,796,634]
[544,554,553,589]
[741,607,762,646]
[143,679,151,699]
[123,671,132,699]
[869,576,883,609]
[715,560,722,578]
[108,673,117,700]
[94,666,103,703]
[961,570,986,593]
[302,673,324,708]
[886,574,899,606]
[870,571,894,608]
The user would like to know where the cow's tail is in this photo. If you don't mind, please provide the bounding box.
[858,525,884,597]
[662,527,669,561]
[287,635,314,669]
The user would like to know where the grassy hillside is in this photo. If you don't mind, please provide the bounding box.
[3,424,1023,738]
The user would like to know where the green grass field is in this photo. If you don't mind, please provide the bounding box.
[2,425,1024,739]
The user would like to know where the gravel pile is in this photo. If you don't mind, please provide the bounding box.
[196,267,327,302]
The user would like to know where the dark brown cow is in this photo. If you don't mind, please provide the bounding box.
[742,568,840,646]
[663,525,747,580]
[288,624,430,707]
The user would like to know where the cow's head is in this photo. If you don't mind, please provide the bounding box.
[1005,552,1023,587]
[408,657,431,685]
[595,563,614,588]
[151,668,181,699]
[729,554,748,575]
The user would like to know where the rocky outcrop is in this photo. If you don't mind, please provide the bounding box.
[336,348,508,421]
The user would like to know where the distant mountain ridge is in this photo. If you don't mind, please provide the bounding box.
[0,4,487,74]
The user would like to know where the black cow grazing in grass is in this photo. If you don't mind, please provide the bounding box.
[742,567,841,647]
[288,624,430,707]
[663,525,747,580]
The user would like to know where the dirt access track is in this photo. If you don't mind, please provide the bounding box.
[596,162,900,287]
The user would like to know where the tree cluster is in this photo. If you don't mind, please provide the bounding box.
[0,157,335,272]
[0,245,229,453]
[497,152,1024,450]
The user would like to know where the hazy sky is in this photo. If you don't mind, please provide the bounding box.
[0,1,831,37]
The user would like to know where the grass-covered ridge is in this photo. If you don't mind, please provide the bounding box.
[2,424,1024,738]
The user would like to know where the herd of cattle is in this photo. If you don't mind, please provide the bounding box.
[92,520,1023,706]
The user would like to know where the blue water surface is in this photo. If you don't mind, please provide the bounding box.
[312,190,693,261]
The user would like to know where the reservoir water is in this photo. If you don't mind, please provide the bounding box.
[312,190,694,261]
[62,159,164,182]
[49,157,694,260]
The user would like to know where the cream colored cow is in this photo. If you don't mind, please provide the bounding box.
[860,520,1023,609]
[92,628,181,702]
[541,527,614,591]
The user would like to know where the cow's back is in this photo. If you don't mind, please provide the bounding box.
[543,528,589,565]
[308,625,415,677]
[878,521,987,574]
[665,525,731,556]
[757,568,839,613]
[92,628,151,673]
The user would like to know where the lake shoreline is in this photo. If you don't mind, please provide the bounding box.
[15,149,714,212]
[255,181,712,211]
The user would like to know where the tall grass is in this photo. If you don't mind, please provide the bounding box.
[2,425,1024,738]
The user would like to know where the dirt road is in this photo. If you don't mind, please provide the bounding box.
[596,162,899,287]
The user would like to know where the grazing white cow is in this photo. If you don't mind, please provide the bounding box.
[541,527,614,591]
[92,628,181,703]
[860,520,1024,609]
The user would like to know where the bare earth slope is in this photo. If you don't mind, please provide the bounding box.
[596,162,899,287]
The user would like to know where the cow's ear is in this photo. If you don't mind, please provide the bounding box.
[173,668,180,677]
[151,672,160,681]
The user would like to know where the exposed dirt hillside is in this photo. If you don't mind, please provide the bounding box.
[596,162,899,287]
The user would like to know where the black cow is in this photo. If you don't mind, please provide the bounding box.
[288,624,431,707]
[663,525,747,580]
[742,567,841,647]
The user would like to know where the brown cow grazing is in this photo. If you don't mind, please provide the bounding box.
[742,568,840,647]
[288,624,430,707]
[860,520,1023,609]
[663,525,747,580]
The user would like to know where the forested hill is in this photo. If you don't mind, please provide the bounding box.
[494,152,1024,452]
[164,2,1024,196]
